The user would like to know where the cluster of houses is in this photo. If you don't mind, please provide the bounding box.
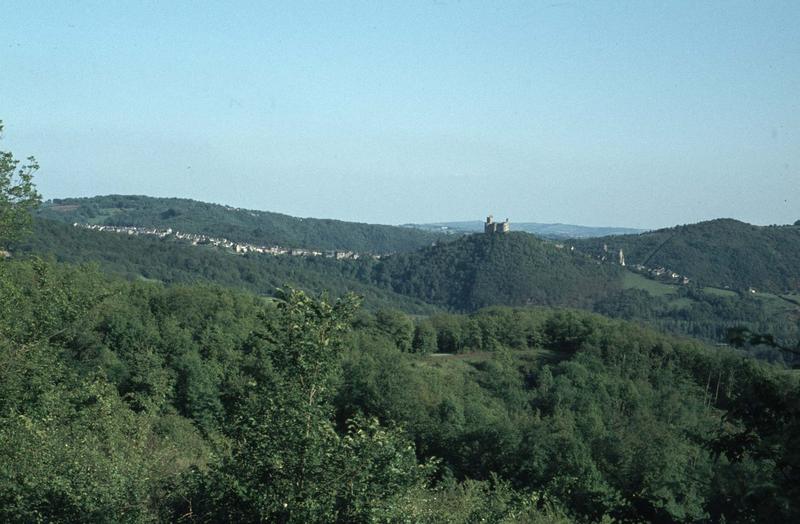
[630,263,691,285]
[73,223,374,260]
[553,240,692,286]
[594,243,691,284]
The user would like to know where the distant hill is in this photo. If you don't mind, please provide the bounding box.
[362,230,798,349]
[38,195,442,253]
[17,218,440,314]
[574,219,800,293]
[405,220,645,239]
[16,217,798,350]
[367,232,623,311]
[20,219,621,313]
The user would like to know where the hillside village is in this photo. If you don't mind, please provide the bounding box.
[550,239,692,286]
[80,217,694,291]
[73,223,378,260]
[596,242,692,286]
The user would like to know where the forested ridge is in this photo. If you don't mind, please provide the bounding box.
[369,232,622,311]
[574,219,800,293]
[20,217,800,359]
[19,218,439,314]
[38,194,442,253]
[363,233,799,358]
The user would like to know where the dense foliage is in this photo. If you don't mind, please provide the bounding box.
[594,287,800,365]
[0,259,573,522]
[5,131,799,522]
[37,194,442,253]
[575,219,800,293]
[19,219,799,356]
[0,120,40,247]
[20,218,438,314]
[2,257,798,522]
[368,232,622,311]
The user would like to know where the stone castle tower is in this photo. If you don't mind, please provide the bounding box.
[485,215,510,234]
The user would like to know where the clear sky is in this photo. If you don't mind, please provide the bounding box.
[2,1,798,228]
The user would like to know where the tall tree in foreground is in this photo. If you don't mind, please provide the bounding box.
[0,120,40,249]
[194,289,433,522]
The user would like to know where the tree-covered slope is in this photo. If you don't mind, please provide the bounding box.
[17,218,438,314]
[18,219,799,352]
[369,232,623,311]
[3,256,799,522]
[37,194,442,253]
[363,232,798,352]
[575,219,800,293]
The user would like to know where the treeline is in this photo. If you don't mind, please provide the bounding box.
[363,233,799,356]
[19,219,799,357]
[0,258,569,522]
[594,287,800,365]
[38,194,443,253]
[2,256,798,522]
[574,218,800,293]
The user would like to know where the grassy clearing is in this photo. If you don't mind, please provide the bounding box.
[666,297,694,310]
[425,348,564,371]
[702,286,739,298]
[622,271,678,297]
[780,293,800,306]
[754,292,800,316]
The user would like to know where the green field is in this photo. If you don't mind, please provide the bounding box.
[780,293,800,306]
[425,348,562,370]
[620,271,756,313]
[702,286,739,298]
[752,291,800,316]
[622,270,679,297]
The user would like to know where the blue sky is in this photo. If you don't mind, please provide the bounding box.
[1,1,798,228]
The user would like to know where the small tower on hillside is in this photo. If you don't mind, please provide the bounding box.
[499,218,510,233]
[618,248,626,267]
[484,215,495,234]
[485,215,510,234]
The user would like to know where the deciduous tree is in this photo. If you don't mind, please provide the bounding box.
[0,121,40,248]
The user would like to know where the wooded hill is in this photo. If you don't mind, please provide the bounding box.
[19,219,439,314]
[6,219,800,520]
[19,218,799,357]
[368,232,623,311]
[363,231,799,356]
[38,195,442,253]
[574,219,800,293]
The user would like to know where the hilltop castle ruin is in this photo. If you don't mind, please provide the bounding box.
[485,215,510,234]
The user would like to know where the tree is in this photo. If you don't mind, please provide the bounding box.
[374,308,414,352]
[411,319,438,354]
[0,121,41,248]
[195,289,433,522]
[712,328,800,520]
